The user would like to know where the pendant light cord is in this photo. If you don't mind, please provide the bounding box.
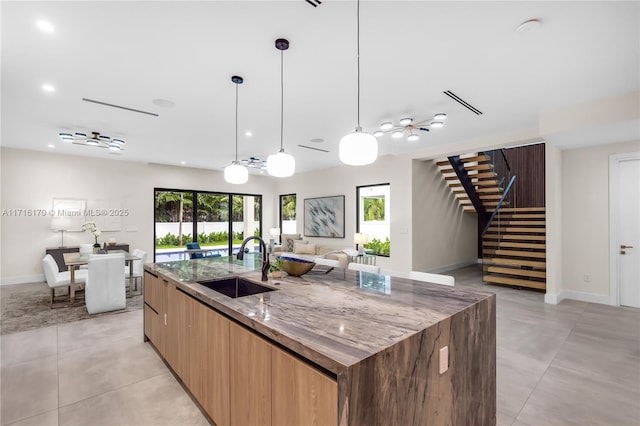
[280,49,284,151]
[357,0,361,128]
[235,82,239,162]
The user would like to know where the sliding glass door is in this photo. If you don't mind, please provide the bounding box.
[155,188,262,262]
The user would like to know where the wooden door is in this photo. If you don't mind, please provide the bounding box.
[230,322,272,426]
[272,347,337,426]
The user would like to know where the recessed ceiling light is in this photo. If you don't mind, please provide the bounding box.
[310,138,324,143]
[380,122,394,131]
[407,134,420,142]
[399,118,413,126]
[245,131,253,137]
[152,98,176,108]
[180,161,186,165]
[47,144,55,148]
[434,113,447,120]
[516,19,542,34]
[391,131,404,139]
[36,20,54,33]
[373,131,384,138]
[430,121,444,128]
[42,83,55,92]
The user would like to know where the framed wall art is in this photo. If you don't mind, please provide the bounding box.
[303,195,345,238]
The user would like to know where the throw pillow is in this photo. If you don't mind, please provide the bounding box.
[285,237,305,252]
[294,243,316,255]
[281,233,301,243]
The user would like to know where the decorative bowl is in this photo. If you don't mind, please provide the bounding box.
[280,257,315,277]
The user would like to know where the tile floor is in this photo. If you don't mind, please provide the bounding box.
[1,265,639,425]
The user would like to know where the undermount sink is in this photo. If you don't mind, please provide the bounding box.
[197,277,276,299]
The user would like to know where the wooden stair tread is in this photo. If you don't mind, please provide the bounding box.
[483,240,546,249]
[484,232,546,241]
[464,164,493,171]
[496,220,546,226]
[479,194,503,200]
[439,164,493,173]
[498,207,546,212]
[487,266,546,278]
[484,249,547,258]
[436,160,451,167]
[484,258,546,268]
[474,180,501,186]
[474,172,498,179]
[483,274,546,290]
[460,155,490,163]
[486,227,546,233]
[496,214,545,219]
[477,187,503,193]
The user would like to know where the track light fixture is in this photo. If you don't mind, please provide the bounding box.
[58,131,125,153]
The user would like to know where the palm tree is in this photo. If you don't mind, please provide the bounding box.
[155,191,193,245]
[364,197,385,221]
[282,195,296,220]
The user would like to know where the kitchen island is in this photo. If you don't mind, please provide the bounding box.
[144,255,495,426]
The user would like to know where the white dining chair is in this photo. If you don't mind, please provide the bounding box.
[348,262,381,274]
[124,249,147,295]
[78,244,93,269]
[42,254,88,307]
[85,253,126,314]
[409,271,455,286]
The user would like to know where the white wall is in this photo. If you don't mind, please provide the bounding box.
[545,142,563,303]
[0,148,277,284]
[273,154,414,275]
[558,140,640,304]
[411,159,477,273]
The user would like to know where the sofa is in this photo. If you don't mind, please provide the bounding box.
[274,233,356,269]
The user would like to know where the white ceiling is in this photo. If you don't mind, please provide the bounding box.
[2,1,639,174]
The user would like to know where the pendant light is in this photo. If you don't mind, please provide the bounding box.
[224,75,249,184]
[267,38,295,178]
[339,0,377,166]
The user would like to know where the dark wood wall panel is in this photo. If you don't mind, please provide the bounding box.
[492,143,545,208]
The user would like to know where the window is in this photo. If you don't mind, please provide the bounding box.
[356,184,390,256]
[154,188,262,261]
[279,194,296,242]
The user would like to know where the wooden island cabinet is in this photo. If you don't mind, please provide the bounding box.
[144,271,336,426]
[143,257,496,426]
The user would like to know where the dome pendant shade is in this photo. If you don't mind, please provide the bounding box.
[224,75,248,185]
[224,162,248,184]
[266,150,295,177]
[339,127,378,166]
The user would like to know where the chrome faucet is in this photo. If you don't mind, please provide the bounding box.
[237,236,270,282]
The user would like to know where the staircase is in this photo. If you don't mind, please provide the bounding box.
[433,150,547,291]
[436,153,506,213]
[482,207,546,290]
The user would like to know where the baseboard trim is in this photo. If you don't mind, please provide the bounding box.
[1,274,45,286]
[546,290,611,306]
[429,260,477,274]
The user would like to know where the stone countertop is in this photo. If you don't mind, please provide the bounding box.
[145,255,494,375]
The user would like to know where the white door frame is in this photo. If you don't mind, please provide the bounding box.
[609,151,640,306]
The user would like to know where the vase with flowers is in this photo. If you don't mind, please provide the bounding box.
[81,221,102,253]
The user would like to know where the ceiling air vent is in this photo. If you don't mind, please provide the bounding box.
[443,91,483,115]
[82,98,159,117]
[298,144,329,153]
